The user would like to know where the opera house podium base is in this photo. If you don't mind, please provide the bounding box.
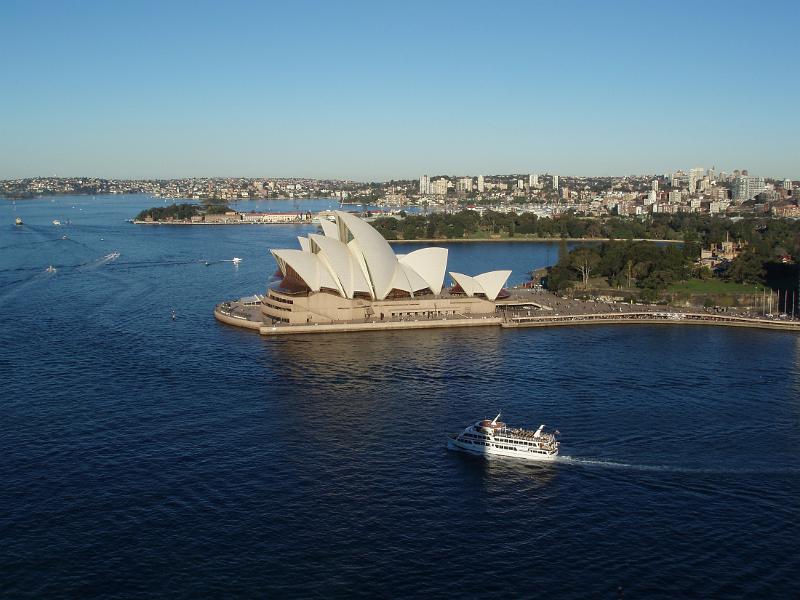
[215,293,503,336]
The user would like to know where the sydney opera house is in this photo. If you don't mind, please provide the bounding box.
[260,211,511,325]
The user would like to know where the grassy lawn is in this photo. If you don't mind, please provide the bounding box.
[667,279,763,294]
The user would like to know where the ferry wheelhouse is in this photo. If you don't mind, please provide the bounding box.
[448,414,559,461]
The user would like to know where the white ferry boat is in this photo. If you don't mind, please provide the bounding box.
[447,413,559,461]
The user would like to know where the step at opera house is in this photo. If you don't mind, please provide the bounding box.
[262,211,511,325]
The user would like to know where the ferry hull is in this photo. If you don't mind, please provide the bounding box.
[447,437,558,462]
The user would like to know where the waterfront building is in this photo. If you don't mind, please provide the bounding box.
[262,212,511,325]
[239,212,309,223]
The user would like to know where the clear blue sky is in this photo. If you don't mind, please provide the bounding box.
[1,0,798,180]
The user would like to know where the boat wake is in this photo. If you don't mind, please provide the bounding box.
[76,252,121,271]
[558,455,800,475]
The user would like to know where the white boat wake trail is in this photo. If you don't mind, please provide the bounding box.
[558,455,800,475]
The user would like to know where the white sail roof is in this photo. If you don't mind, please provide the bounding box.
[399,248,448,295]
[475,270,512,301]
[270,212,510,301]
[319,218,340,241]
[449,272,481,296]
[335,211,399,300]
[271,249,339,292]
[449,270,511,300]
[308,233,372,298]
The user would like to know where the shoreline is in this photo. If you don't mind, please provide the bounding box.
[131,220,312,225]
[388,237,685,244]
[132,221,684,244]
[214,305,800,336]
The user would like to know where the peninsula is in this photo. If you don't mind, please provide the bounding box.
[215,211,800,336]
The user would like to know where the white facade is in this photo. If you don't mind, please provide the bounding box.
[431,178,448,196]
[419,175,431,195]
[477,175,485,193]
[553,175,559,190]
[732,175,765,202]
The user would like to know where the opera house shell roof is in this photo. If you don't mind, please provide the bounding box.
[270,211,510,301]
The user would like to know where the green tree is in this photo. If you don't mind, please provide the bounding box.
[570,247,601,287]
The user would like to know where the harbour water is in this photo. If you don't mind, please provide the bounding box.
[2,195,799,598]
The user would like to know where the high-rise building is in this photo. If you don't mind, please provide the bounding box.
[689,167,704,194]
[668,190,682,204]
[529,173,539,188]
[419,175,431,195]
[477,175,485,193]
[431,178,448,196]
[646,190,657,205]
[732,175,765,202]
[517,179,525,190]
[783,179,793,191]
[652,179,659,192]
[456,177,472,193]
[553,175,559,190]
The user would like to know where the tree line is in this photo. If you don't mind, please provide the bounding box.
[547,241,699,300]
[372,211,800,292]
[135,202,231,221]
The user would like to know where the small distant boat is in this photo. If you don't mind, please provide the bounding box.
[15,217,23,226]
[447,413,560,461]
[61,235,68,240]
[104,252,120,261]
[52,220,62,226]
[232,257,242,264]
[45,265,57,273]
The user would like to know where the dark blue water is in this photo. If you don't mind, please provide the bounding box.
[2,196,799,598]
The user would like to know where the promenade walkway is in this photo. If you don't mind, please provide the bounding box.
[215,291,800,335]
[503,311,800,331]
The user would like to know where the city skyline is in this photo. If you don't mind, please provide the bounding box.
[1,0,798,180]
